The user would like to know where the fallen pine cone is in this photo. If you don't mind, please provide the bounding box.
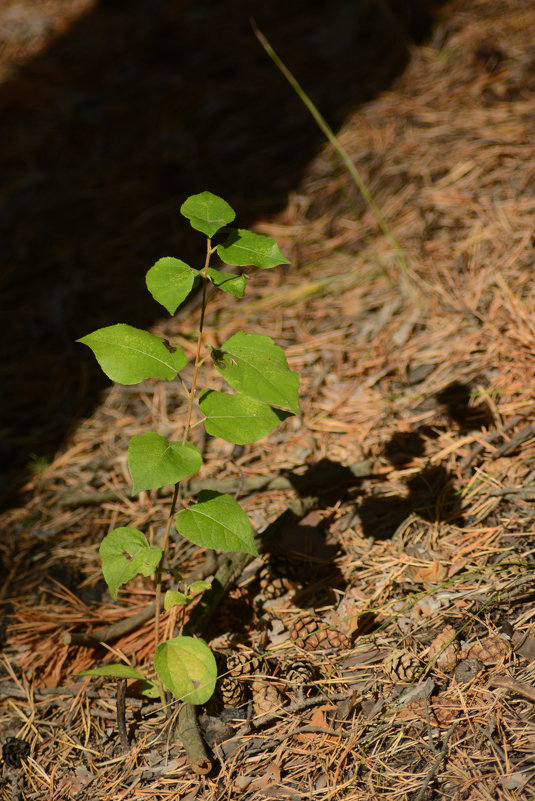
[226,650,260,676]
[213,650,260,709]
[217,673,246,708]
[285,659,317,686]
[383,648,421,682]
[428,625,460,672]
[289,613,351,651]
[252,677,282,719]
[258,569,295,601]
[465,636,511,665]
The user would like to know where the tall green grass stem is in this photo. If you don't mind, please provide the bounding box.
[251,20,415,291]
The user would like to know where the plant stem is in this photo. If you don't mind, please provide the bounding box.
[154,237,213,713]
[153,482,179,711]
[182,236,212,446]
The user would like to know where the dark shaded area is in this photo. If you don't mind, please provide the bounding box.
[205,458,363,641]
[283,457,372,496]
[359,465,463,541]
[384,431,426,467]
[1,0,450,507]
[435,380,494,431]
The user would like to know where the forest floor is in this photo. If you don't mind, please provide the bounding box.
[1,0,535,799]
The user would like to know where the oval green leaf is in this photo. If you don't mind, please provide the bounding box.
[180,191,235,238]
[214,332,299,414]
[206,267,246,298]
[146,257,199,314]
[77,324,187,384]
[176,491,257,555]
[188,580,212,596]
[216,228,290,269]
[128,434,202,493]
[199,390,291,444]
[77,663,147,680]
[154,636,217,704]
[99,527,162,599]
[164,590,189,610]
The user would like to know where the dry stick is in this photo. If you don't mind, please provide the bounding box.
[474,722,508,769]
[459,403,535,471]
[218,724,342,761]
[116,679,129,752]
[63,552,222,646]
[62,553,220,648]
[234,690,351,738]
[63,603,160,646]
[58,458,373,507]
[413,723,457,801]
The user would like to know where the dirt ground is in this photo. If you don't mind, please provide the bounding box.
[1,0,535,799]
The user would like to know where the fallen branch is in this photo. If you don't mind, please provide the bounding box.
[63,602,159,646]
[64,494,320,647]
[58,459,373,507]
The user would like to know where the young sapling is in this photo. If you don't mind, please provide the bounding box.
[76,191,298,711]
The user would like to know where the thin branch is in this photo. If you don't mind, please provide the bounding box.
[413,723,457,801]
[116,679,130,752]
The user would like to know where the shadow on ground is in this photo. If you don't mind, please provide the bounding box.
[1,0,449,507]
[357,380,493,540]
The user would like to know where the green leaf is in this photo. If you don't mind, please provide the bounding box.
[138,681,160,699]
[217,229,290,269]
[77,664,147,681]
[77,324,187,384]
[128,434,202,493]
[154,636,217,704]
[206,267,246,298]
[199,390,291,444]
[176,491,258,555]
[213,332,299,414]
[188,580,211,596]
[99,527,162,600]
[77,664,160,698]
[180,191,235,238]
[146,257,199,314]
[164,590,189,610]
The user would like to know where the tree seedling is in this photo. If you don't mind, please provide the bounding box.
[76,191,298,713]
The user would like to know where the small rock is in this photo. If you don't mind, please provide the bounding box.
[454,658,483,684]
